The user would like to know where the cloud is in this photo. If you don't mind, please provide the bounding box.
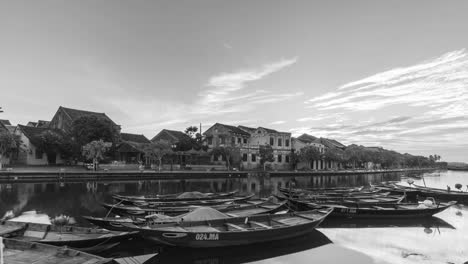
[270,120,285,125]
[300,50,468,160]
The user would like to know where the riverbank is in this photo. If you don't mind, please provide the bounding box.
[0,167,438,183]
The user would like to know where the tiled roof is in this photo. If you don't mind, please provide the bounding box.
[0,119,11,126]
[121,133,151,143]
[117,141,146,153]
[60,106,118,126]
[297,133,317,143]
[5,125,16,134]
[238,125,257,133]
[258,127,280,134]
[214,123,250,136]
[18,125,50,146]
[37,120,50,128]
[26,122,38,127]
[152,129,191,142]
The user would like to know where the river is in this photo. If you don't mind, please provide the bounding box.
[0,170,466,264]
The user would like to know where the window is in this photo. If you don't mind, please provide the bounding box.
[277,154,282,163]
[257,130,261,134]
[213,155,218,161]
[270,137,274,146]
[221,137,226,144]
[231,137,235,144]
[278,138,282,146]
[242,153,248,162]
[238,137,241,144]
[251,154,256,162]
[35,149,43,159]
[285,155,290,163]
[243,138,247,144]
[207,137,213,145]
[285,139,290,147]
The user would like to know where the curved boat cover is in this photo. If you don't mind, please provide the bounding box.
[181,207,229,221]
[177,191,210,199]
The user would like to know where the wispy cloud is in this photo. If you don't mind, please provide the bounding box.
[196,58,300,115]
[270,120,286,125]
[299,50,468,160]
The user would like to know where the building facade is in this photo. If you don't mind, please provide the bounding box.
[15,125,64,165]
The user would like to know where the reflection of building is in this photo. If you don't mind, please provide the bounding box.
[15,125,64,165]
[203,123,292,170]
[116,133,151,163]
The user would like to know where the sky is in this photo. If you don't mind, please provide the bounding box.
[1,0,468,162]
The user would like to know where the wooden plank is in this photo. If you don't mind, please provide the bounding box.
[249,221,272,229]
[225,223,247,231]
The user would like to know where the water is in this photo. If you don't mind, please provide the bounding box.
[0,170,467,264]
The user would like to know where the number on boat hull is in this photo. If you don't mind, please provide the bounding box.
[195,233,219,240]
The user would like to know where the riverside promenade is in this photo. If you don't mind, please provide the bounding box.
[0,166,437,183]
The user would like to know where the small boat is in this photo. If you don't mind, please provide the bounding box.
[0,220,138,251]
[152,229,331,263]
[1,238,113,264]
[91,199,287,230]
[278,187,387,198]
[122,207,333,248]
[115,194,255,207]
[371,182,421,200]
[275,193,406,206]
[101,197,269,217]
[289,197,456,219]
[113,190,238,203]
[403,183,468,204]
[276,191,405,204]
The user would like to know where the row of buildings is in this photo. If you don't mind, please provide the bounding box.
[0,106,346,170]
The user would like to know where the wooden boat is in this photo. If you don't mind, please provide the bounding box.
[101,197,271,217]
[371,183,421,200]
[115,193,255,207]
[279,186,369,194]
[93,199,287,230]
[122,208,333,248]
[275,193,406,206]
[288,198,456,219]
[113,190,238,203]
[0,220,138,251]
[278,187,386,198]
[1,238,113,264]
[404,184,468,204]
[277,191,405,204]
[152,229,331,263]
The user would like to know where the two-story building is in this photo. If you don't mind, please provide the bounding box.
[294,133,346,170]
[15,125,65,165]
[203,123,292,170]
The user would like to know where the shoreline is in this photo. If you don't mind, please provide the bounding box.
[0,167,439,183]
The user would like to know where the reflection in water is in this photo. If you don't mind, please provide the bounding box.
[0,170,467,264]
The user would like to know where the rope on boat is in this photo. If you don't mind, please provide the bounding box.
[105,199,124,218]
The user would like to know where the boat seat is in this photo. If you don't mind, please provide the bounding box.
[226,213,239,217]
[249,221,272,229]
[397,206,416,210]
[225,223,247,231]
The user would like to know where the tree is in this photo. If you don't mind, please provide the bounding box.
[323,147,345,169]
[82,140,112,171]
[184,126,198,138]
[183,125,204,150]
[144,141,172,171]
[0,131,18,169]
[71,116,119,147]
[298,146,321,169]
[259,144,274,171]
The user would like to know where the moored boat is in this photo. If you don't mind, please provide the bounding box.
[122,207,333,248]
[401,183,468,204]
[86,199,287,231]
[1,238,113,264]
[114,193,255,207]
[288,197,456,219]
[276,192,406,204]
[113,190,238,203]
[0,220,138,251]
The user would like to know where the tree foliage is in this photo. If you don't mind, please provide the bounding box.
[0,131,19,167]
[298,146,322,164]
[144,141,172,171]
[259,144,274,170]
[211,146,241,170]
[82,140,112,163]
[71,116,119,147]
